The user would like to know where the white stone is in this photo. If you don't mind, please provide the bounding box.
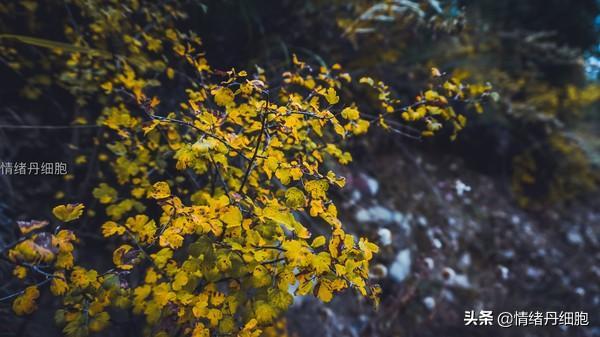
[377,227,392,246]
[350,190,362,204]
[355,208,371,223]
[424,257,435,270]
[448,274,471,288]
[498,265,509,280]
[370,205,394,223]
[390,249,412,282]
[566,228,584,246]
[360,173,379,195]
[458,253,471,269]
[423,296,436,310]
[454,179,471,196]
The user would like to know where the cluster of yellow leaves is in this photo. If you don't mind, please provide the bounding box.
[8,205,81,269]
[12,286,40,315]
[7,203,84,325]
[6,41,479,337]
[390,69,489,139]
[87,46,401,335]
[81,45,422,335]
[52,265,120,337]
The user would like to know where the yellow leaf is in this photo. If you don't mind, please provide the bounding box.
[290,167,303,180]
[93,183,118,204]
[219,206,242,228]
[275,168,291,185]
[166,67,175,79]
[324,87,339,105]
[341,107,360,120]
[359,77,375,86]
[326,170,346,188]
[332,119,346,138]
[55,252,73,269]
[352,119,370,135]
[192,294,209,318]
[424,90,439,101]
[52,203,84,222]
[89,312,110,332]
[9,238,54,264]
[359,238,379,260]
[192,323,210,337]
[143,120,160,135]
[159,227,184,249]
[304,179,329,199]
[150,96,160,108]
[243,318,258,331]
[339,72,351,82]
[311,235,326,248]
[311,252,331,274]
[218,317,235,334]
[315,282,333,302]
[285,187,306,208]
[211,292,226,306]
[172,271,189,291]
[206,308,223,326]
[252,265,272,287]
[281,240,307,264]
[457,114,467,127]
[16,220,48,235]
[430,67,442,77]
[254,301,276,324]
[148,181,171,199]
[113,244,136,270]
[263,206,309,238]
[268,288,293,310]
[151,248,173,268]
[13,266,27,279]
[153,283,176,306]
[211,86,235,107]
[101,81,113,94]
[101,221,126,237]
[12,286,39,315]
[296,278,314,296]
[50,274,69,295]
[126,215,156,243]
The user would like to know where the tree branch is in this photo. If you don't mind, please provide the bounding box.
[239,95,269,193]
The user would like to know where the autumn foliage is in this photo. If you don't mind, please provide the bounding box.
[0,1,494,336]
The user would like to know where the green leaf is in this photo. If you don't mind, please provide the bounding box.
[0,34,111,58]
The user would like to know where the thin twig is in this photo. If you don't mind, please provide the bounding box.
[0,278,52,303]
[121,224,171,281]
[147,114,253,162]
[239,94,269,192]
[0,231,38,255]
[0,124,99,130]
[209,157,230,196]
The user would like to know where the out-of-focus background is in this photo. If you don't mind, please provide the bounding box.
[1,1,599,336]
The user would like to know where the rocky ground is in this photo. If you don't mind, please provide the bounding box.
[287,136,600,337]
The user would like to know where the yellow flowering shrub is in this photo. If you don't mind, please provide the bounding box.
[0,1,493,337]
